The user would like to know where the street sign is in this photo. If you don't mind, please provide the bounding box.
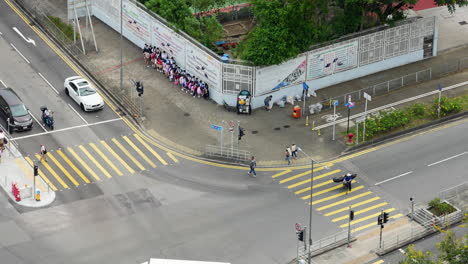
[333,100,339,106]
[229,120,235,132]
[363,92,372,101]
[345,102,355,109]
[348,95,352,103]
[211,124,223,131]
[295,223,302,232]
[438,84,442,91]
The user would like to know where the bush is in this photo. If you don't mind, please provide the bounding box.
[407,103,426,118]
[428,198,456,216]
[47,16,78,42]
[430,96,462,118]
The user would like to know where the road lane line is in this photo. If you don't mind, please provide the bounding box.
[279,167,324,184]
[12,117,123,140]
[301,180,357,200]
[100,141,134,174]
[16,158,46,192]
[34,154,69,189]
[166,152,179,163]
[351,213,402,233]
[67,103,88,124]
[89,143,123,176]
[37,72,59,94]
[67,147,100,181]
[10,43,30,63]
[332,202,388,222]
[289,169,341,189]
[56,150,90,183]
[375,171,413,186]
[0,80,6,87]
[324,197,381,216]
[311,186,365,205]
[79,145,112,178]
[112,138,145,171]
[133,134,168,165]
[122,136,156,168]
[47,152,79,186]
[272,170,291,178]
[317,192,373,211]
[427,151,467,167]
[339,208,396,228]
[28,110,47,132]
[24,156,57,191]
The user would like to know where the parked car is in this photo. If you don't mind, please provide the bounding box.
[0,88,33,132]
[64,76,104,111]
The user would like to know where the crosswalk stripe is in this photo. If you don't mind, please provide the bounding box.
[317,191,373,211]
[16,158,47,192]
[57,150,90,184]
[332,202,388,222]
[24,157,57,191]
[122,136,156,168]
[34,154,69,189]
[47,152,80,186]
[90,143,123,176]
[324,197,381,216]
[311,185,364,205]
[100,141,135,174]
[133,134,168,165]
[351,214,403,233]
[301,180,357,200]
[79,145,112,178]
[112,138,145,171]
[67,148,101,181]
[371,260,384,264]
[272,170,292,178]
[295,180,333,194]
[279,167,324,184]
[339,208,396,228]
[166,152,179,163]
[288,169,341,189]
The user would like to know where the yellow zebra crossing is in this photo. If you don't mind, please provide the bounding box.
[271,164,402,233]
[25,134,173,192]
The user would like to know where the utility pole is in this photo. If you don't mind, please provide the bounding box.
[437,84,442,118]
[348,207,354,248]
[363,92,371,142]
[308,159,314,264]
[410,197,414,221]
[120,0,123,94]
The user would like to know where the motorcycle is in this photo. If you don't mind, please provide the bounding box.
[333,173,357,189]
[40,106,54,130]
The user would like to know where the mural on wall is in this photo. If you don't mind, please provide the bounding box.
[307,41,358,80]
[255,56,307,95]
[151,23,186,68]
[185,43,222,91]
[122,0,151,46]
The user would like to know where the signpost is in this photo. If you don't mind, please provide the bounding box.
[363,92,372,142]
[211,124,223,147]
[332,100,339,140]
[437,84,442,118]
[345,95,355,134]
[229,120,235,156]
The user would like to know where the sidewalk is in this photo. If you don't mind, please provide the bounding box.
[0,142,55,208]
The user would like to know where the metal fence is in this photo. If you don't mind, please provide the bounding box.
[205,145,250,162]
[294,230,349,263]
[438,181,468,206]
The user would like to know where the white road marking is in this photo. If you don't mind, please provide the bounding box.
[12,27,36,46]
[427,152,468,167]
[38,72,59,94]
[10,43,30,64]
[375,171,413,186]
[28,110,47,132]
[0,80,6,88]
[12,117,122,140]
[67,103,88,124]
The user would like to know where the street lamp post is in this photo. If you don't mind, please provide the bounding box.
[308,159,314,264]
[120,0,123,94]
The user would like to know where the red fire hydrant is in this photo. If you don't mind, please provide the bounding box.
[347,133,354,144]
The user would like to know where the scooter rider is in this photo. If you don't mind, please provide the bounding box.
[343,173,353,192]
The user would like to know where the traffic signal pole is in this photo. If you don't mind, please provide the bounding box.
[308,159,313,264]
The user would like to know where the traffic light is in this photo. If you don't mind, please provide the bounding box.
[33,165,38,176]
[349,210,354,221]
[297,230,304,241]
[136,81,144,96]
[377,214,383,225]
[238,127,245,140]
[383,212,390,224]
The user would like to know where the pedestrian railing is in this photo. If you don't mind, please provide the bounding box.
[205,145,250,162]
[437,181,468,205]
[294,229,350,263]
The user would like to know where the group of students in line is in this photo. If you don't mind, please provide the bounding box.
[142,44,210,99]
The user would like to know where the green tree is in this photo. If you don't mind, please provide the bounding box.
[144,0,192,27]
[437,230,468,264]
[399,245,439,264]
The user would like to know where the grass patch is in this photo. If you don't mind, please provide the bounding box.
[47,16,78,43]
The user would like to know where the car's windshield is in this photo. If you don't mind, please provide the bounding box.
[78,87,96,96]
[10,104,28,117]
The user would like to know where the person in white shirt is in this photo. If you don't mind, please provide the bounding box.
[40,144,48,162]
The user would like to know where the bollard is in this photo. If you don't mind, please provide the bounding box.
[317,128,321,136]
[305,116,309,126]
[35,190,41,202]
[311,120,315,131]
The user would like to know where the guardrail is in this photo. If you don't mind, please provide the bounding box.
[205,145,250,162]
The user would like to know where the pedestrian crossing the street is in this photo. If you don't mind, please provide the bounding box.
[271,165,403,234]
[21,134,179,192]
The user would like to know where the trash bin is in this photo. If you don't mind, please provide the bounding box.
[292,105,301,119]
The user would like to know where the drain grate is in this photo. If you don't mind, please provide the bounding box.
[459,21,467,25]
[252,130,258,134]
[283,125,290,128]
[274,127,281,131]
[184,113,190,117]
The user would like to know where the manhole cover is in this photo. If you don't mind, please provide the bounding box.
[274,127,281,131]
[459,21,467,25]
[252,130,258,134]
[184,113,190,117]
[283,125,290,128]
